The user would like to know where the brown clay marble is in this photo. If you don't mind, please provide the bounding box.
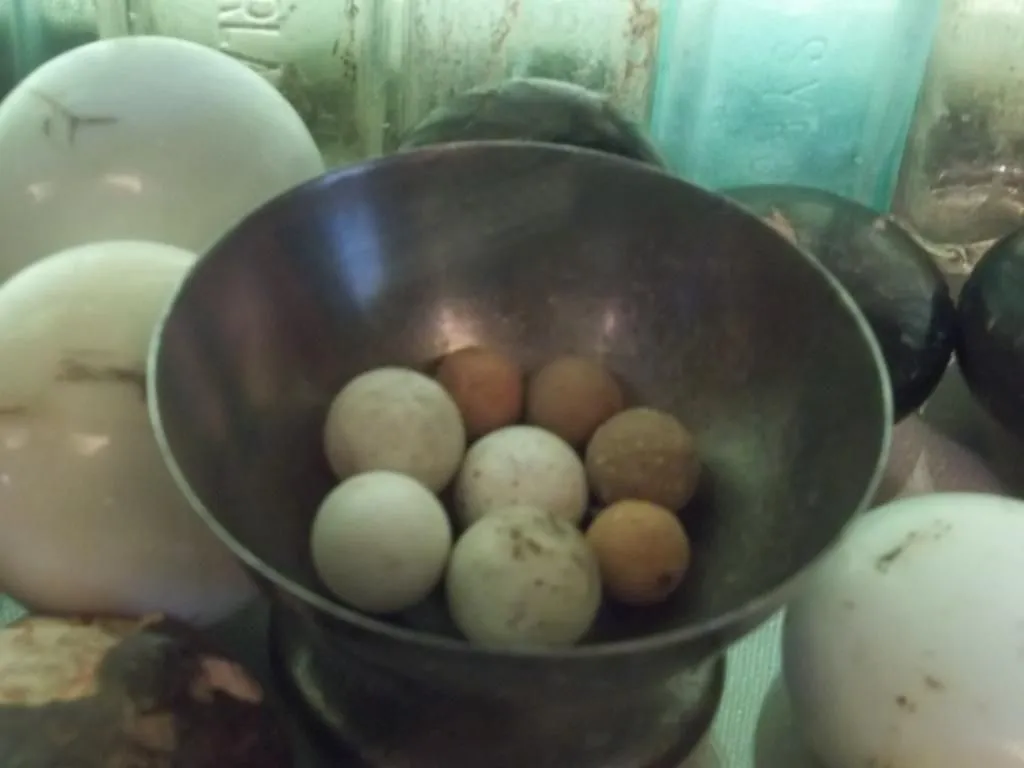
[526,355,625,447]
[436,346,524,439]
[585,407,701,512]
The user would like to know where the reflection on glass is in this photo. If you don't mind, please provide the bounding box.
[892,0,1024,276]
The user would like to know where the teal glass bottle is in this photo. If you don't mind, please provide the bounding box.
[1,0,97,101]
[649,0,942,210]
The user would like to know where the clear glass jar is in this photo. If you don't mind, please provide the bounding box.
[95,0,661,166]
[392,0,660,146]
[892,0,1024,276]
[648,0,940,210]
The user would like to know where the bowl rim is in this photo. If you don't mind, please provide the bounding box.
[148,140,894,661]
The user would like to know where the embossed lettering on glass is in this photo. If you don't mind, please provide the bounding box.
[649,0,940,210]
[96,0,389,165]
[95,0,660,166]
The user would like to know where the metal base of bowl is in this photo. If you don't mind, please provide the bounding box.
[268,607,725,768]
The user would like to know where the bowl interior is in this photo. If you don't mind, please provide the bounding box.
[150,142,890,648]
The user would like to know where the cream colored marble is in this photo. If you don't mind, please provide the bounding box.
[0,241,255,626]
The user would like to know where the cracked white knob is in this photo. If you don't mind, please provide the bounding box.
[0,36,323,282]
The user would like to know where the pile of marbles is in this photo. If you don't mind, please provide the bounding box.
[310,350,704,650]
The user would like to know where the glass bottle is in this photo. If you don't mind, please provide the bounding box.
[1,0,97,102]
[648,0,941,210]
[0,1,16,100]
[390,0,661,149]
[95,0,661,166]
[96,0,394,166]
[892,0,1024,277]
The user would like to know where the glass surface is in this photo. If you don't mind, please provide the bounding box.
[0,2,12,100]
[892,0,1024,275]
[96,0,391,166]
[649,0,941,210]
[393,0,660,147]
[95,0,662,167]
[1,0,97,102]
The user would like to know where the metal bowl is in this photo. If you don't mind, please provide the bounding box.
[148,142,891,766]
